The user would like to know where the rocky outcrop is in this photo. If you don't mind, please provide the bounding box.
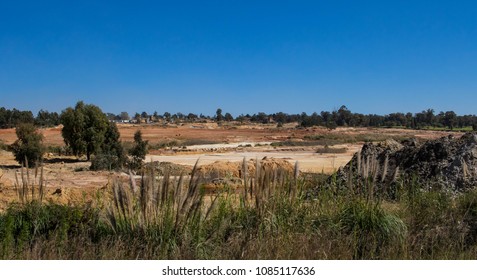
[331,133,477,192]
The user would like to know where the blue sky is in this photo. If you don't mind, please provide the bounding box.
[1,0,476,116]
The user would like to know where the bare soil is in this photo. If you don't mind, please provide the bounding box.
[0,123,460,146]
[0,123,464,210]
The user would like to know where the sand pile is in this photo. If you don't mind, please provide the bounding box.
[146,161,193,176]
[196,157,294,180]
[331,132,477,192]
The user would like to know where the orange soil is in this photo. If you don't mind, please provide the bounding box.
[0,123,464,210]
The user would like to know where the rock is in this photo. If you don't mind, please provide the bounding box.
[328,132,477,193]
[52,188,62,195]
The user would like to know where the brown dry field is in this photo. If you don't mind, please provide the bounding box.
[0,123,463,210]
[0,122,459,146]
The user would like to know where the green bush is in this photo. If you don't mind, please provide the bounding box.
[128,130,148,171]
[90,153,122,171]
[10,123,44,167]
[0,140,8,151]
[0,202,103,258]
[338,199,407,259]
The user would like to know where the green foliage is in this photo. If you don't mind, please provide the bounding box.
[3,162,477,259]
[0,107,34,129]
[127,130,148,170]
[90,122,126,171]
[0,139,8,151]
[60,104,86,158]
[224,112,233,122]
[10,123,44,167]
[60,101,110,160]
[34,110,60,127]
[338,200,407,259]
[216,108,223,122]
[316,145,347,154]
[457,190,477,246]
[0,202,103,258]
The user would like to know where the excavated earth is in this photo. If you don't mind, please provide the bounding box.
[331,132,477,192]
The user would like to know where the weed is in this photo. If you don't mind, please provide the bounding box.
[1,159,477,259]
[316,146,347,154]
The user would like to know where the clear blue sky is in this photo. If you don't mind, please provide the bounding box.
[1,0,476,116]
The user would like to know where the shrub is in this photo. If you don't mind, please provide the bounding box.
[0,140,8,151]
[316,145,347,154]
[90,153,122,171]
[90,122,125,171]
[338,199,407,259]
[128,130,148,171]
[10,123,44,167]
[0,202,102,258]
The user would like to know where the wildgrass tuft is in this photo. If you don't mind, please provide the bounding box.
[1,158,477,259]
[14,161,45,204]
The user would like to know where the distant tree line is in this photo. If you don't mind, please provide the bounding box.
[103,106,476,131]
[4,101,477,169]
[2,105,477,131]
[0,107,59,128]
[295,106,476,130]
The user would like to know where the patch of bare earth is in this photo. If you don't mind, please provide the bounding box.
[0,123,464,209]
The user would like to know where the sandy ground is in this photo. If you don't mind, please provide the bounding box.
[0,123,465,209]
[0,122,462,146]
[0,150,117,210]
[147,144,361,173]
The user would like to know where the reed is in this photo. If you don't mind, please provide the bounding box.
[14,159,45,204]
[1,158,476,259]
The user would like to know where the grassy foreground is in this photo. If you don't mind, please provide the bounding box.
[1,163,477,260]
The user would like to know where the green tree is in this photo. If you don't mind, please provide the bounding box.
[35,110,60,127]
[216,108,223,122]
[187,113,198,120]
[163,112,171,122]
[60,101,109,160]
[224,112,234,122]
[91,122,126,171]
[120,112,130,121]
[128,130,149,170]
[134,112,141,123]
[444,111,457,130]
[337,105,352,126]
[11,123,44,167]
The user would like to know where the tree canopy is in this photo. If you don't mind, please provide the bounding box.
[11,123,44,166]
[60,101,110,160]
[128,130,148,171]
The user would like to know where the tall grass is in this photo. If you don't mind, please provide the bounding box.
[1,159,477,259]
[14,162,45,204]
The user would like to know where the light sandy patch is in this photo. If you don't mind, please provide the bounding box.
[183,142,272,150]
[147,144,361,173]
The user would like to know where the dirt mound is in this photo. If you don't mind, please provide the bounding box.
[255,157,295,174]
[196,161,243,178]
[196,157,295,179]
[331,133,477,191]
[146,161,193,176]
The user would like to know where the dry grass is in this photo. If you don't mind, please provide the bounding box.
[14,161,45,204]
[1,159,477,259]
[316,146,348,154]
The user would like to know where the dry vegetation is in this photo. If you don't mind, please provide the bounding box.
[0,123,474,259]
[1,160,477,259]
